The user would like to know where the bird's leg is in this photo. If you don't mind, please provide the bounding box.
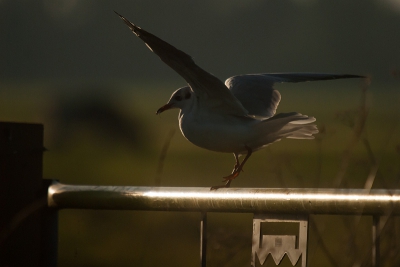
[210,146,253,190]
[231,153,241,173]
[224,147,252,181]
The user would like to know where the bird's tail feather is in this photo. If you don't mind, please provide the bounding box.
[252,112,318,148]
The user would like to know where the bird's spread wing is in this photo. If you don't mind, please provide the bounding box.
[225,75,281,119]
[251,73,365,83]
[115,12,248,116]
[226,73,364,118]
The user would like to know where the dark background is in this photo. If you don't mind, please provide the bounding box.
[1,1,400,266]
[1,0,400,85]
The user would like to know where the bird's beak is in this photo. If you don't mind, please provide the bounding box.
[156,103,172,115]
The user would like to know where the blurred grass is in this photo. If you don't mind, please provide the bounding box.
[1,80,400,266]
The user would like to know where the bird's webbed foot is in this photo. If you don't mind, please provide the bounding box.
[210,147,252,190]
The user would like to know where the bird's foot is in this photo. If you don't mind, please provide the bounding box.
[210,170,241,190]
[210,148,252,190]
[210,180,231,190]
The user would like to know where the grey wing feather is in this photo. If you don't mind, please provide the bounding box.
[225,75,281,118]
[225,73,365,118]
[254,73,365,83]
[115,12,248,116]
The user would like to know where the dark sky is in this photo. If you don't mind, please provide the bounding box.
[1,0,400,85]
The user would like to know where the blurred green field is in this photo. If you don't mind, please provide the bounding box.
[1,80,400,266]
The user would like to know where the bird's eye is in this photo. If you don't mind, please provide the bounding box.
[174,95,182,101]
[184,92,191,99]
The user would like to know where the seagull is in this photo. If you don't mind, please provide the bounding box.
[115,12,364,189]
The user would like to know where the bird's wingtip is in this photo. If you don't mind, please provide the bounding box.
[114,10,124,19]
[114,11,139,33]
[352,74,368,79]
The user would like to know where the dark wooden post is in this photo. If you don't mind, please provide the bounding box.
[0,122,57,266]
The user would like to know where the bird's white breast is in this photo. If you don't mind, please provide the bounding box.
[178,108,257,154]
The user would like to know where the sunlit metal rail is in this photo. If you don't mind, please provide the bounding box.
[48,182,400,266]
[5,122,398,267]
[48,182,400,215]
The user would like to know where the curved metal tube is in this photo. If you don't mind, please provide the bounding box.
[48,182,400,215]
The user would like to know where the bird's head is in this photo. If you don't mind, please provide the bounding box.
[156,86,193,114]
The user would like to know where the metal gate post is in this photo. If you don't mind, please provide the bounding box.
[372,216,380,267]
[200,212,207,267]
[252,214,309,267]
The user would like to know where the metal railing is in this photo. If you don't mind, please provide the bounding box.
[47,183,400,267]
[48,183,400,215]
[2,122,399,267]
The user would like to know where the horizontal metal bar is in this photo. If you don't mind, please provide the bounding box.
[48,182,400,215]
